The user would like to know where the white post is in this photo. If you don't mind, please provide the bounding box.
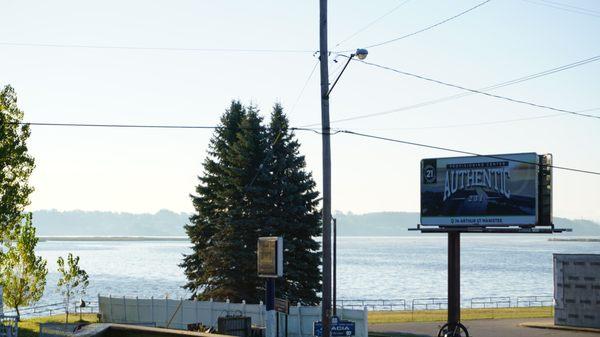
[259,300,265,327]
[362,307,368,337]
[165,296,168,327]
[296,303,302,337]
[180,298,184,329]
[210,298,214,327]
[195,298,199,323]
[151,297,155,324]
[109,295,113,322]
[137,296,141,322]
[123,296,127,323]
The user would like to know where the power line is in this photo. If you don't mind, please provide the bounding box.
[538,0,600,15]
[7,120,600,175]
[351,0,492,51]
[318,53,600,125]
[339,112,567,131]
[334,0,412,48]
[0,42,316,54]
[350,57,600,120]
[339,129,600,176]
[289,60,320,115]
[9,121,324,134]
[522,0,600,18]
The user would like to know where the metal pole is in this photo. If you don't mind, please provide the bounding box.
[448,232,461,335]
[319,0,332,337]
[266,279,276,337]
[333,218,337,316]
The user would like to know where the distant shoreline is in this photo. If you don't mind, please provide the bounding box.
[38,236,189,242]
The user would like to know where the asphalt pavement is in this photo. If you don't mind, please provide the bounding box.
[370,318,600,337]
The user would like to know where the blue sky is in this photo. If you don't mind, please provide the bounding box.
[1,0,599,220]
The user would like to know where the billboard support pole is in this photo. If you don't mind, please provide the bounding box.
[447,232,461,336]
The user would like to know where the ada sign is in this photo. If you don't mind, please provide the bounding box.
[420,153,539,227]
[313,316,356,337]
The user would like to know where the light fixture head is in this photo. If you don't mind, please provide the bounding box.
[355,48,368,60]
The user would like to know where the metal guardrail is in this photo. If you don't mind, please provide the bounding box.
[470,296,511,308]
[3,301,99,318]
[515,295,554,307]
[337,299,406,311]
[338,295,553,311]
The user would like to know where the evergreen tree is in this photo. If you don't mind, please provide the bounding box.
[267,104,322,305]
[182,101,322,305]
[181,100,246,300]
[0,85,35,242]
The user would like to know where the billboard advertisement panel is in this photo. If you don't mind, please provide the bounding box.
[420,153,539,226]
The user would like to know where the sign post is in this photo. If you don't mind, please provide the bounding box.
[258,237,284,337]
[415,153,566,337]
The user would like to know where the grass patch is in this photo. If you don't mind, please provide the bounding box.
[18,314,99,337]
[369,306,553,324]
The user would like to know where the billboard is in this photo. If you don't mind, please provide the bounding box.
[420,153,540,227]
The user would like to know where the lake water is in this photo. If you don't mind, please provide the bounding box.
[31,236,600,306]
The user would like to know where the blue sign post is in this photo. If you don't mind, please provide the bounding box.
[313,316,355,337]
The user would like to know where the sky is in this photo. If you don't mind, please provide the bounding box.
[1,0,600,220]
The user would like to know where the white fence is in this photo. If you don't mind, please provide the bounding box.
[98,296,368,337]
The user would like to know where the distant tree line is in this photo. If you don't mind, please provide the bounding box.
[181,101,322,305]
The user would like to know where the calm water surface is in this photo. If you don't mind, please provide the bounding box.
[33,236,600,305]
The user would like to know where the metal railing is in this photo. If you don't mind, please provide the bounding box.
[3,300,99,318]
[470,296,511,308]
[515,295,554,307]
[337,299,406,311]
[338,295,553,311]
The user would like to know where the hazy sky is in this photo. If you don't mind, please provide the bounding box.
[2,0,600,220]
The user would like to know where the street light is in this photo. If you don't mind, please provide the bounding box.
[327,48,369,98]
[355,48,368,60]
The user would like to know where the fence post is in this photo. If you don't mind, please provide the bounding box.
[151,297,154,324]
[181,298,184,329]
[362,307,368,337]
[296,303,302,337]
[210,298,214,327]
[123,296,127,323]
[165,296,169,327]
[195,298,199,324]
[109,295,113,322]
[242,300,246,317]
[137,296,141,322]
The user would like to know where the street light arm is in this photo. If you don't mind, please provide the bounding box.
[326,54,355,98]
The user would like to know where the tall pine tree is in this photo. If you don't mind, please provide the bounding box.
[181,100,246,299]
[182,101,322,305]
[267,103,321,305]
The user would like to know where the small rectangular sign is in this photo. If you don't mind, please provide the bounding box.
[420,153,539,227]
[274,298,289,314]
[314,317,355,337]
[257,237,283,277]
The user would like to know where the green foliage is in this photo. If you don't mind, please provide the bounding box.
[182,101,321,305]
[0,85,35,242]
[267,103,321,305]
[57,253,89,323]
[0,214,48,316]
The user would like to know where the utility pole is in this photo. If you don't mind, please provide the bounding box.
[319,0,332,337]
